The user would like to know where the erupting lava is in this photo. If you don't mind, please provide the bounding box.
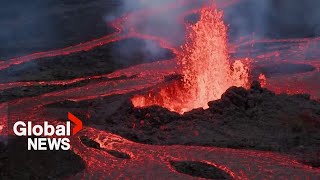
[1,0,320,178]
[132,5,250,113]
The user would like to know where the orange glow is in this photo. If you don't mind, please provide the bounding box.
[132,5,250,114]
[259,73,267,87]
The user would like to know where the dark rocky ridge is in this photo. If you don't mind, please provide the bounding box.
[99,82,320,167]
[44,80,320,169]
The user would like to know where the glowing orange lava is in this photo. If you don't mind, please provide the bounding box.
[132,5,250,114]
[259,73,267,87]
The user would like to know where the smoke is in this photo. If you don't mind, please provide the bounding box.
[224,0,320,39]
[224,0,271,40]
[105,0,320,65]
[2,0,319,60]
[103,0,206,65]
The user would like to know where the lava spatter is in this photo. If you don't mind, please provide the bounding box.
[1,0,320,178]
[132,5,250,113]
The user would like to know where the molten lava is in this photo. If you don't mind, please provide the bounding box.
[259,73,267,87]
[1,1,320,178]
[132,5,250,114]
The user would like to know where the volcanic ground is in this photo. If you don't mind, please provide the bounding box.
[0,0,320,179]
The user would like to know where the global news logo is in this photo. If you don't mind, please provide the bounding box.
[12,112,82,151]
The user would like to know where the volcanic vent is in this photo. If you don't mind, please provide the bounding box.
[132,5,250,113]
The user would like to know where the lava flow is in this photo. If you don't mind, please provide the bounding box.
[132,5,250,113]
[1,0,320,179]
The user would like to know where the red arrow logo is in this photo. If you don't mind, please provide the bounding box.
[68,112,83,135]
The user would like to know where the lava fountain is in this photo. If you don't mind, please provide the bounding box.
[132,5,250,114]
